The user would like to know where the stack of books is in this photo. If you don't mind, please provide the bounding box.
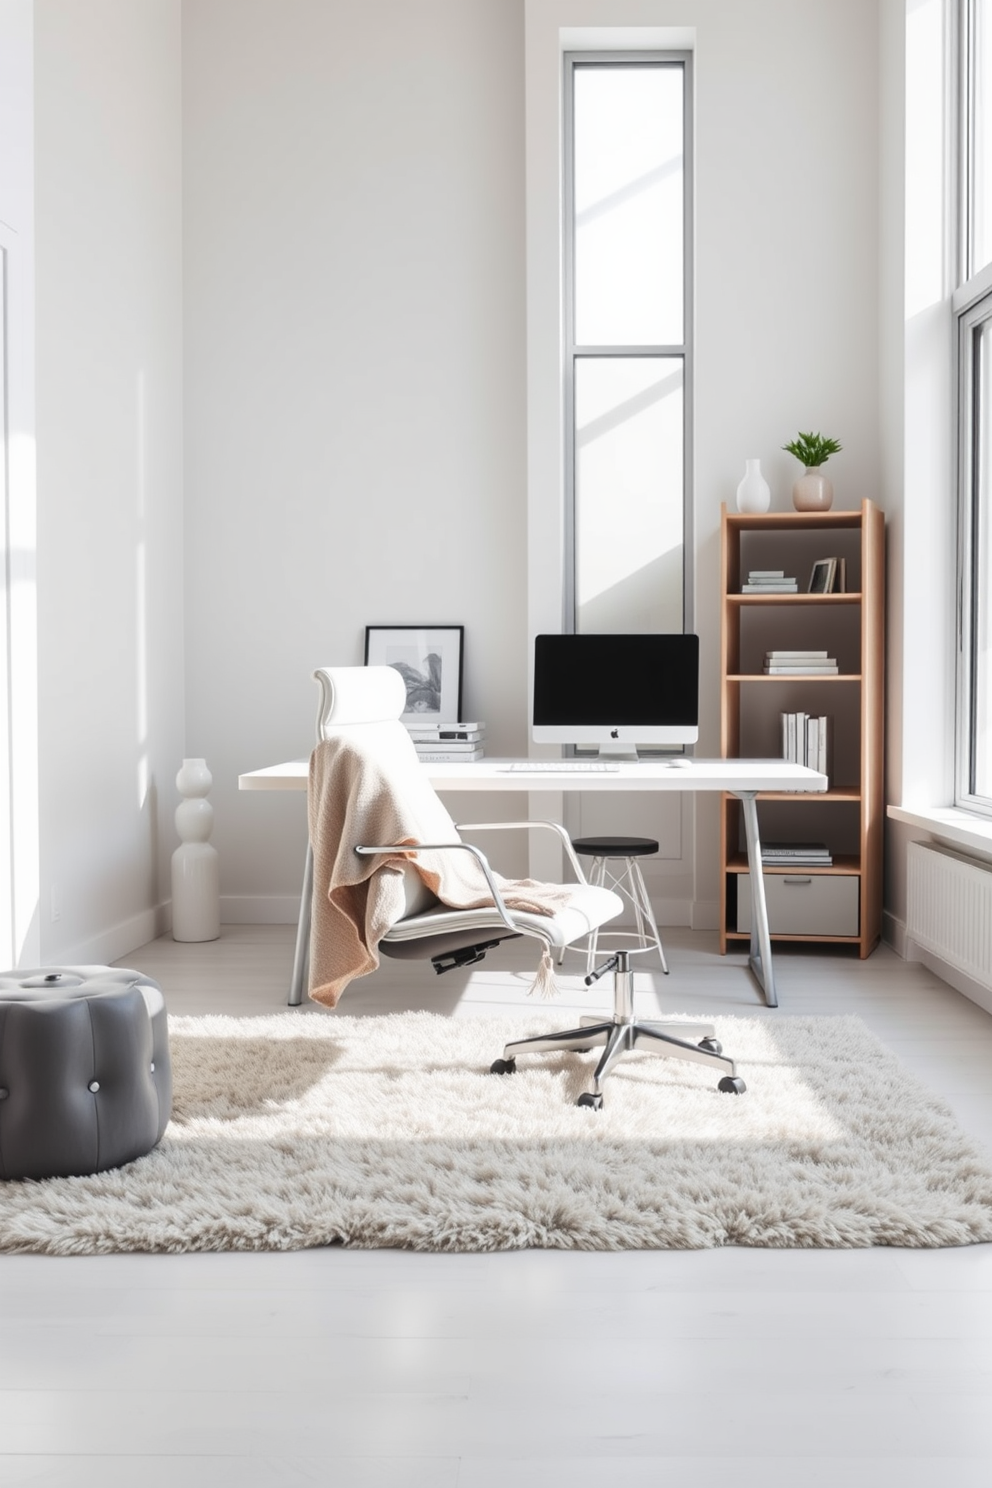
[761,840,833,868]
[408,722,485,762]
[780,711,831,776]
[764,649,839,674]
[741,569,797,593]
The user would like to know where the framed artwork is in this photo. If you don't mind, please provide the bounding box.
[807,558,838,595]
[364,625,464,724]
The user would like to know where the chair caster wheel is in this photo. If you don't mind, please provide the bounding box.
[699,1037,723,1055]
[718,1075,746,1095]
[490,1057,516,1075]
[576,1092,604,1110]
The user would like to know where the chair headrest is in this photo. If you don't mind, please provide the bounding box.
[313,665,406,740]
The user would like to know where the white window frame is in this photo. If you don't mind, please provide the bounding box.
[955,0,992,814]
[955,268,992,811]
[561,49,693,635]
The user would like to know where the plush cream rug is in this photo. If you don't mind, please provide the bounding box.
[3,1010,992,1253]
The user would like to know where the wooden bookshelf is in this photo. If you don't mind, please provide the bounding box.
[719,500,885,958]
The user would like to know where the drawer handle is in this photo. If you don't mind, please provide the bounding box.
[783,876,813,885]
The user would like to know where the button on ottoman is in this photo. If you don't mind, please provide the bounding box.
[0,966,171,1181]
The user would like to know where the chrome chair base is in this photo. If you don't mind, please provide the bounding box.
[491,950,745,1108]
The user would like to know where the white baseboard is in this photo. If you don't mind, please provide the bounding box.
[220,895,302,925]
[882,908,908,959]
[690,898,719,932]
[909,945,992,1017]
[618,897,695,928]
[35,894,301,969]
[47,901,173,968]
[886,907,992,1017]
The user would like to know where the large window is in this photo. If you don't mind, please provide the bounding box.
[957,1,992,812]
[963,0,992,279]
[563,53,691,635]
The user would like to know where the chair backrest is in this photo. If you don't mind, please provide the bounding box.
[311,665,443,921]
[313,664,406,740]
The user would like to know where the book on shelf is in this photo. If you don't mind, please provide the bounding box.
[747,570,785,579]
[764,661,838,674]
[779,711,832,778]
[762,857,833,866]
[765,649,829,659]
[742,581,798,593]
[415,746,485,762]
[414,735,484,753]
[761,840,833,867]
[762,840,831,855]
[407,722,483,740]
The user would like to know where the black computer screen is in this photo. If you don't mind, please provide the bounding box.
[533,633,699,726]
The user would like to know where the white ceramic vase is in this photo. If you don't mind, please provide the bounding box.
[736,458,771,514]
[792,467,834,511]
[172,757,220,942]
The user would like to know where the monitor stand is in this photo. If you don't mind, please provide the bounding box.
[596,741,639,761]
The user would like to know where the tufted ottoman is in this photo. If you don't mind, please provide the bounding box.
[0,966,172,1181]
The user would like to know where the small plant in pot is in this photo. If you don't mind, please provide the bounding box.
[782,431,842,511]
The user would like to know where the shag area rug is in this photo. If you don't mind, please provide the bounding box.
[3,1010,992,1254]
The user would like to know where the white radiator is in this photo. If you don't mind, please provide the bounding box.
[907,839,992,988]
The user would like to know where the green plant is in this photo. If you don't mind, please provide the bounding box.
[782,431,842,468]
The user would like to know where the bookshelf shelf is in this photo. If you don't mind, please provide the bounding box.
[728,673,861,682]
[727,592,863,605]
[719,499,885,958]
[723,931,863,946]
[725,853,861,875]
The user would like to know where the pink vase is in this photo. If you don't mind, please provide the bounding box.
[792,468,834,511]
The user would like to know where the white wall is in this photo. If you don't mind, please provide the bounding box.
[0,0,41,967]
[182,0,530,919]
[526,0,882,924]
[14,0,892,949]
[33,0,185,962]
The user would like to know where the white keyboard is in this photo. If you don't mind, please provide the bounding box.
[503,760,621,773]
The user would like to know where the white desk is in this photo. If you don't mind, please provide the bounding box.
[239,756,827,1009]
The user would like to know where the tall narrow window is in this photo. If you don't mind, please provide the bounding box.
[965,0,992,278]
[564,53,691,635]
[957,1,992,811]
[959,296,992,803]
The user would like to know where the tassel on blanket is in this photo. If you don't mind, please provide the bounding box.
[527,945,560,1000]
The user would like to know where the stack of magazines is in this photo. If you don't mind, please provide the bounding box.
[764,649,838,674]
[408,722,485,762]
[761,841,833,868]
[741,569,797,593]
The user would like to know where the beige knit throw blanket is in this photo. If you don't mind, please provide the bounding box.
[307,731,574,1007]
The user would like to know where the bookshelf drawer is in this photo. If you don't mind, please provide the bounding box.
[737,872,859,936]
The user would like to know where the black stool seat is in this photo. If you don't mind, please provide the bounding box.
[572,836,659,858]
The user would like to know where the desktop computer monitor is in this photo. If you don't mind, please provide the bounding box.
[532,633,699,757]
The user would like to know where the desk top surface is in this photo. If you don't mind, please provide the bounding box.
[238,757,827,794]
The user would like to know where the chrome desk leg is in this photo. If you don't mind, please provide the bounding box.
[736,790,777,1008]
[289,841,313,1007]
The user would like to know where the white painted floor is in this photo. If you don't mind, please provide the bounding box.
[3,926,992,1487]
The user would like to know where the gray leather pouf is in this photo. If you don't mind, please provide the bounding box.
[0,966,172,1181]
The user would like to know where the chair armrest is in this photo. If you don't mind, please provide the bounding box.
[354,842,519,933]
[453,819,587,884]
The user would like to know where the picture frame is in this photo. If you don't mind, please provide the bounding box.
[808,557,838,595]
[364,625,464,725]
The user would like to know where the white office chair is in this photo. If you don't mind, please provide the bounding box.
[305,665,744,1108]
